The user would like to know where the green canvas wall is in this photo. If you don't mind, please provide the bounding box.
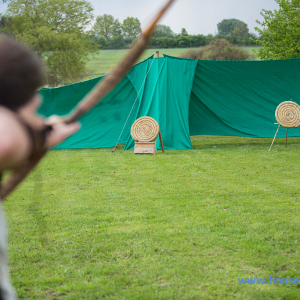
[39,55,300,150]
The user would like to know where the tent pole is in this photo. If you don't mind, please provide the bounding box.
[159,130,165,153]
[269,124,280,152]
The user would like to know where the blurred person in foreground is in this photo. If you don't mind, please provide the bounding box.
[0,37,80,299]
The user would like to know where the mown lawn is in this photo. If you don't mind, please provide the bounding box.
[4,135,300,299]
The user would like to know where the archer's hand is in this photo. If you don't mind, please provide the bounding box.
[45,115,80,148]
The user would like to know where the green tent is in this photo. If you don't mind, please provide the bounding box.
[39,55,300,150]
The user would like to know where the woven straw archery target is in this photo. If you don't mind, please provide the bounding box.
[275,101,300,128]
[131,117,160,142]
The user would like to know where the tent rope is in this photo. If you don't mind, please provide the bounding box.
[112,54,156,152]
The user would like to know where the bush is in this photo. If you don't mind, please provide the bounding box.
[180,39,255,60]
[179,49,200,59]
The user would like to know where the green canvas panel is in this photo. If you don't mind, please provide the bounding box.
[125,55,198,150]
[39,76,138,149]
[189,58,300,138]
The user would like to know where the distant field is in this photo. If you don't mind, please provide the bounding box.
[83,47,258,81]
[243,46,259,56]
[84,48,190,81]
[243,46,258,52]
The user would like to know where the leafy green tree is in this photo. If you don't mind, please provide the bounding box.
[214,31,257,46]
[245,33,258,46]
[255,0,300,59]
[181,28,188,36]
[122,17,141,43]
[89,34,107,49]
[159,37,172,48]
[0,14,13,34]
[153,24,174,38]
[93,14,121,41]
[214,33,236,45]
[217,19,248,35]
[232,22,249,38]
[5,0,94,86]
[176,35,190,47]
[166,38,177,48]
[206,34,215,44]
[189,35,207,47]
[107,34,125,49]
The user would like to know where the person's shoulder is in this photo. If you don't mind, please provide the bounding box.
[0,107,31,171]
[0,107,20,150]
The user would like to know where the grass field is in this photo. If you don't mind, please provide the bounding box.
[4,135,300,299]
[84,48,190,81]
[83,47,258,81]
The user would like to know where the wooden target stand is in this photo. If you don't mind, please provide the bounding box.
[269,101,300,151]
[131,117,165,154]
[134,131,165,154]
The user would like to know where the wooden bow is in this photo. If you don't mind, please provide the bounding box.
[0,0,175,200]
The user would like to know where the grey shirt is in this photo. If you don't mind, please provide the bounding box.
[0,203,17,300]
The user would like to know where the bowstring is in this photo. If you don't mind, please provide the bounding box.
[29,166,48,245]
[113,53,157,148]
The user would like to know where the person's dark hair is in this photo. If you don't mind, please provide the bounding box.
[0,37,45,111]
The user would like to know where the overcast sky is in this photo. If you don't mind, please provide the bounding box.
[0,0,279,35]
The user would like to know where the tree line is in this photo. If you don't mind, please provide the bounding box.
[90,18,259,50]
[89,14,141,49]
[0,0,298,86]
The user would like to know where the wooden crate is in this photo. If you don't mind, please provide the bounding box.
[134,141,156,154]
